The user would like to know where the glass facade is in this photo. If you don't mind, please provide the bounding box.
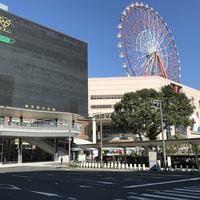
[0,9,88,116]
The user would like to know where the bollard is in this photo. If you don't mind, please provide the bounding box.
[108,162,111,169]
[80,162,83,168]
[130,163,133,170]
[186,165,189,172]
[104,163,107,169]
[122,163,125,169]
[83,162,86,168]
[180,165,183,171]
[95,162,98,168]
[98,162,101,168]
[118,162,121,169]
[138,164,141,171]
[175,164,177,171]
[125,163,129,170]
[142,164,145,171]
[88,162,91,168]
[134,163,137,170]
[86,162,89,168]
[111,162,114,169]
[114,162,118,169]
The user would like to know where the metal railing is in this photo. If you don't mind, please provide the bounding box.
[0,123,80,132]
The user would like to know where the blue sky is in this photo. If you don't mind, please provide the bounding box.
[1,0,200,89]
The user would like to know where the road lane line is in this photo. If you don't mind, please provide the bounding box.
[80,185,93,188]
[67,197,77,200]
[12,175,30,178]
[175,188,200,193]
[31,190,62,197]
[155,191,199,199]
[97,181,114,185]
[0,184,21,190]
[164,190,200,196]
[184,186,200,189]
[127,192,138,195]
[127,196,153,200]
[142,193,188,200]
[123,177,200,188]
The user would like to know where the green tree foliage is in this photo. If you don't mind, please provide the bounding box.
[111,85,195,140]
[161,85,195,129]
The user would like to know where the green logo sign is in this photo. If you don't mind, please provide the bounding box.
[0,35,15,44]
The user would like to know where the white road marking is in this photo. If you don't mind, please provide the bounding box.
[0,184,21,190]
[127,196,153,200]
[13,175,30,178]
[155,191,199,199]
[80,185,93,188]
[45,173,54,176]
[97,181,114,185]
[123,177,200,188]
[73,178,114,185]
[184,186,200,190]
[175,188,200,193]
[114,199,125,200]
[31,190,62,197]
[127,192,138,195]
[142,193,187,200]
[164,190,200,196]
[104,177,116,180]
[68,197,77,200]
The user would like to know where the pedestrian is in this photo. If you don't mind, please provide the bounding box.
[61,157,63,165]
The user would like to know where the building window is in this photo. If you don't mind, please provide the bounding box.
[90,105,113,109]
[90,95,123,100]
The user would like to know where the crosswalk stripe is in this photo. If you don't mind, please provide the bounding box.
[155,191,199,199]
[175,188,200,193]
[141,193,186,200]
[184,186,200,190]
[123,177,200,188]
[164,189,200,196]
[127,196,153,200]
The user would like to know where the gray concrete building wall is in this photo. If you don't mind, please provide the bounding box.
[0,9,88,116]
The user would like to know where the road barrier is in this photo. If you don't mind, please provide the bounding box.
[78,161,147,170]
[78,161,199,172]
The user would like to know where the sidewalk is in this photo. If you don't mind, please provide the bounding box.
[0,161,62,168]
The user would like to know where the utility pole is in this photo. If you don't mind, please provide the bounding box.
[159,99,167,170]
[100,118,103,167]
[68,115,72,162]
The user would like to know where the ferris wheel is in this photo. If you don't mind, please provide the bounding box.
[118,2,181,82]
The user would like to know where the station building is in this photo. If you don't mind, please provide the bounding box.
[0,5,88,163]
[88,76,200,142]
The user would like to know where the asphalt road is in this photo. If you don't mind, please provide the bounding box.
[0,167,200,200]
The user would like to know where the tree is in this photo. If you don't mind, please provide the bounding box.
[111,85,195,141]
[111,88,161,140]
[161,85,195,133]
